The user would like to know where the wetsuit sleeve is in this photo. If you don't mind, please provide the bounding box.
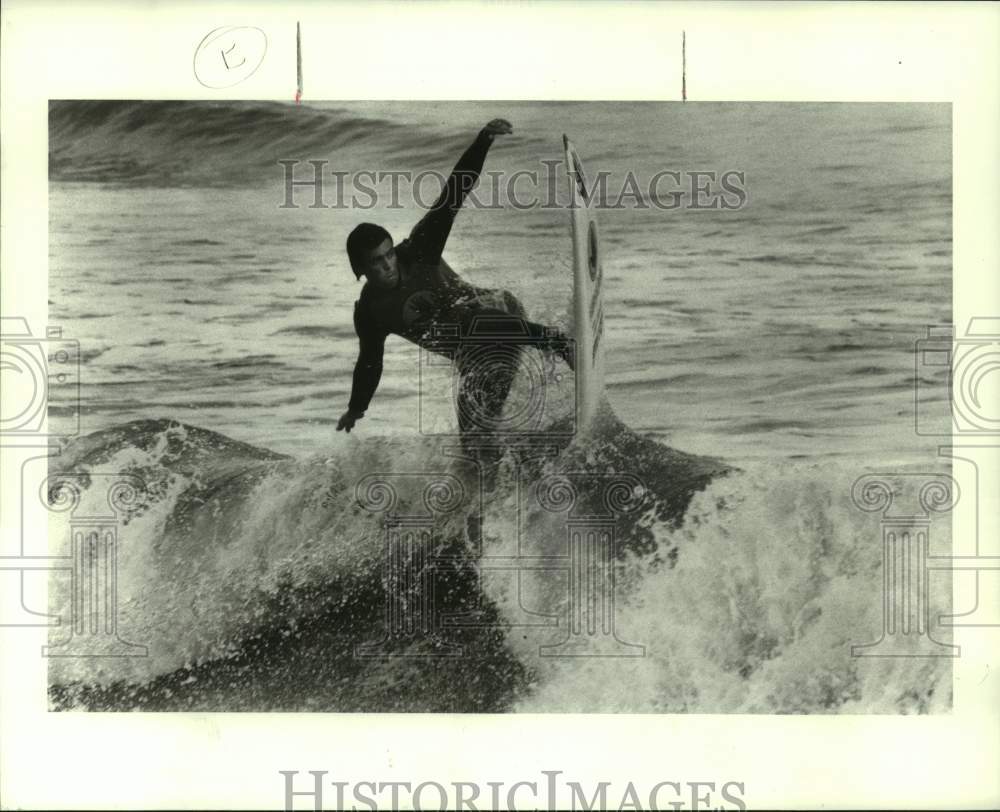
[348,302,387,414]
[408,130,494,263]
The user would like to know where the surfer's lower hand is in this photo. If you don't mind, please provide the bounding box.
[481,118,513,140]
[336,409,364,433]
[559,342,575,372]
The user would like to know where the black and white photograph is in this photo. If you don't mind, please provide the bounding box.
[43,97,953,714]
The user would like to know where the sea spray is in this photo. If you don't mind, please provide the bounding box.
[486,464,951,713]
[48,420,948,713]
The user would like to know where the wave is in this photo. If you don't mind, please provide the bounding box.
[270,324,356,339]
[48,100,419,187]
[46,415,950,713]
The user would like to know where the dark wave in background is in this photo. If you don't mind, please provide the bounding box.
[48,100,478,187]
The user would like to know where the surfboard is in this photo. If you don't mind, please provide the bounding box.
[564,135,605,436]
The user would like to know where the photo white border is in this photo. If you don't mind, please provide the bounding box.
[2,1,998,809]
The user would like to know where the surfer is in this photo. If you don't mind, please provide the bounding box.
[337,118,574,444]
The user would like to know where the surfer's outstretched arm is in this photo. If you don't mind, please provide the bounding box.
[408,118,512,263]
[338,319,387,432]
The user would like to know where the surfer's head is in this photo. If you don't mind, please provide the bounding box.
[347,223,397,288]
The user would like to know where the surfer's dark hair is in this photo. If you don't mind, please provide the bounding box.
[346,223,392,279]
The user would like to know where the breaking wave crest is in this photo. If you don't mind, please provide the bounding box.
[47,417,949,713]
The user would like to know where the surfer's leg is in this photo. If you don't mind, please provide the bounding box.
[492,295,574,370]
[455,304,573,381]
[455,342,516,485]
[451,303,573,442]
[456,339,521,436]
[499,289,527,319]
[463,287,526,318]
[514,313,575,371]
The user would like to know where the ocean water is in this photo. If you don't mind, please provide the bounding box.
[45,101,953,712]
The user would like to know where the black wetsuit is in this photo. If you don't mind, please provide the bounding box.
[348,130,560,434]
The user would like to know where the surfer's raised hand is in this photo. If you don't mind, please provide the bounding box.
[481,118,513,139]
[336,409,363,433]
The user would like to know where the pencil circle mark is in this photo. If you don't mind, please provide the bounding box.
[193,26,268,89]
